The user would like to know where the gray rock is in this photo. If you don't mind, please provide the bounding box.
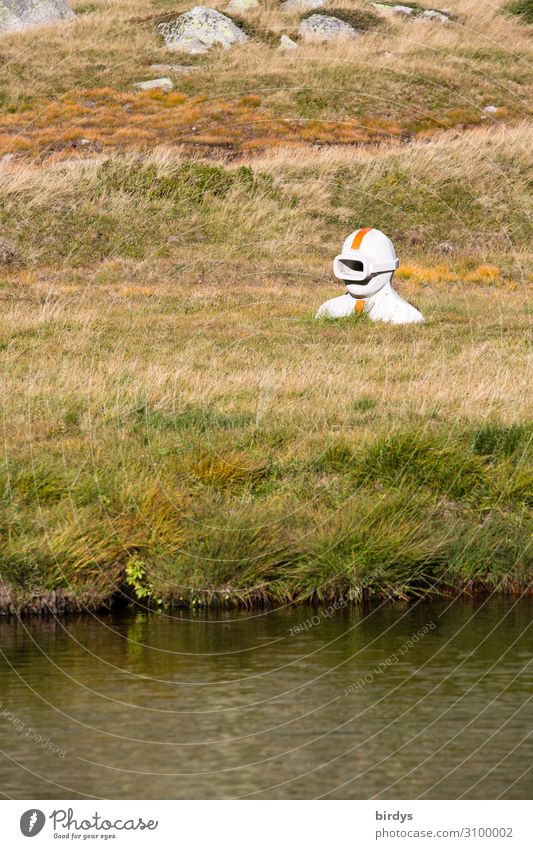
[418,8,449,22]
[373,3,449,21]
[279,34,298,49]
[391,4,417,14]
[483,104,500,114]
[133,77,174,92]
[225,0,259,11]
[281,0,324,11]
[0,237,17,264]
[149,63,200,74]
[437,241,458,255]
[0,0,74,33]
[372,3,417,16]
[298,13,360,42]
[158,6,248,55]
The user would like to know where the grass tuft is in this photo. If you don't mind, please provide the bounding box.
[506,0,533,23]
[471,423,532,459]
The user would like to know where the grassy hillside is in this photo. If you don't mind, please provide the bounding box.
[0,0,531,153]
[0,0,531,612]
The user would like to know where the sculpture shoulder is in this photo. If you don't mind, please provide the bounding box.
[368,287,424,325]
[316,294,355,319]
[389,299,424,324]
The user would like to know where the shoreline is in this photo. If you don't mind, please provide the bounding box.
[2,579,532,617]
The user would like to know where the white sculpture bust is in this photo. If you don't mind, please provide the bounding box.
[316,227,424,325]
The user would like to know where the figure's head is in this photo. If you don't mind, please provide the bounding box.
[333,227,399,298]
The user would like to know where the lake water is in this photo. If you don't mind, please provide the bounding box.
[0,597,531,799]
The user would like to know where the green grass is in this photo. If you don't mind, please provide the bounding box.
[506,0,533,24]
[1,417,531,612]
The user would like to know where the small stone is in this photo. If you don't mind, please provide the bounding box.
[279,34,298,49]
[437,240,458,255]
[79,138,91,146]
[81,99,97,109]
[0,237,17,264]
[298,13,360,43]
[133,77,174,92]
[1,153,16,163]
[373,3,449,22]
[123,102,134,113]
[281,0,324,11]
[225,0,259,11]
[149,63,199,74]
[483,105,500,114]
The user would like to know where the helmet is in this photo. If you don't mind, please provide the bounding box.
[333,227,399,298]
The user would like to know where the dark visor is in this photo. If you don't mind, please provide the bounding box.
[340,259,364,272]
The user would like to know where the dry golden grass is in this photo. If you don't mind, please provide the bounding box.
[1,127,531,455]
[0,0,531,155]
[1,274,531,446]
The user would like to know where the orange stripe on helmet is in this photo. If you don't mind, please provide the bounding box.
[351,227,372,250]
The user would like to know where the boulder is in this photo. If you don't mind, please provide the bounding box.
[0,0,74,33]
[158,6,248,55]
[225,0,259,11]
[298,13,360,42]
[281,0,324,11]
[133,77,174,92]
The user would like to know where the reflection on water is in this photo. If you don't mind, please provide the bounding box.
[0,597,532,799]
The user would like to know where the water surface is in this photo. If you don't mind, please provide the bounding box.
[1,597,531,798]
